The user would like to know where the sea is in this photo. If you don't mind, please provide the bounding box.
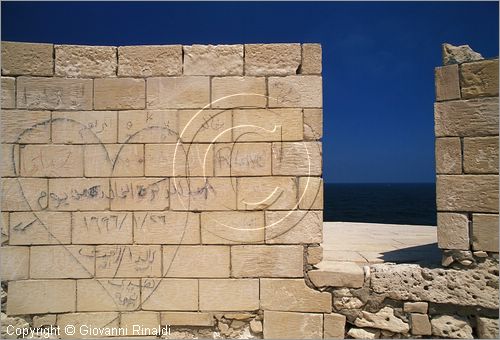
[324,183,437,226]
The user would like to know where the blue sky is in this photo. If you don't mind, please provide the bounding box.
[2,1,498,183]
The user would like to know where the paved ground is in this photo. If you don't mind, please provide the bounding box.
[323,222,441,266]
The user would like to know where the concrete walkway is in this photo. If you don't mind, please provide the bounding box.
[323,222,440,266]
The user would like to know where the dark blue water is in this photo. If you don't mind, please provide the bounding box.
[324,183,436,225]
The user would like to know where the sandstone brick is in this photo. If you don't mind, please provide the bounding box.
[1,178,47,211]
[2,77,15,108]
[134,211,200,244]
[200,211,264,244]
[472,214,499,252]
[214,142,272,176]
[211,76,266,108]
[141,278,198,311]
[404,302,428,314]
[77,279,141,311]
[121,312,160,335]
[72,212,133,244]
[147,76,210,109]
[435,64,460,101]
[436,175,498,213]
[145,143,213,177]
[260,279,331,312]
[59,312,120,338]
[94,78,145,110]
[463,137,499,174]
[199,279,259,311]
[460,59,499,99]
[232,108,303,142]
[299,177,323,210]
[237,177,297,210]
[7,280,76,315]
[110,178,169,210]
[303,108,322,140]
[118,110,178,143]
[20,144,84,177]
[178,109,232,143]
[55,44,117,77]
[96,245,161,277]
[9,211,71,245]
[245,44,301,76]
[160,312,214,326]
[1,110,50,143]
[263,311,323,339]
[411,313,432,336]
[170,177,236,211]
[17,76,93,110]
[437,213,469,250]
[265,210,323,244]
[272,142,322,176]
[48,178,109,211]
[30,245,95,278]
[269,76,322,108]
[435,137,462,174]
[324,313,346,339]
[302,44,322,75]
[1,41,53,76]
[85,144,144,177]
[1,144,19,177]
[231,245,303,277]
[52,111,117,144]
[1,212,9,244]
[184,44,243,76]
[163,245,230,277]
[307,246,323,265]
[118,45,182,77]
[434,98,499,137]
[0,246,29,280]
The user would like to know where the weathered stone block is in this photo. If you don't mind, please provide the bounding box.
[48,178,109,211]
[58,312,120,338]
[272,142,322,176]
[118,45,182,77]
[1,144,19,177]
[442,43,483,65]
[9,211,71,245]
[211,76,266,108]
[309,261,365,288]
[460,59,499,99]
[237,176,297,210]
[435,64,460,101]
[94,78,145,110]
[163,245,230,277]
[463,136,499,174]
[472,214,499,252]
[431,315,473,338]
[265,210,323,244]
[134,211,200,244]
[30,245,95,278]
[303,108,322,140]
[403,302,428,314]
[411,313,431,336]
[1,178,47,211]
[141,278,198,311]
[55,44,117,77]
[354,306,409,333]
[184,44,243,75]
[324,313,346,339]
[1,77,15,108]
[299,177,323,210]
[147,76,210,109]
[170,177,236,211]
[20,145,84,177]
[1,212,9,244]
[437,213,469,250]
[301,44,322,75]
[2,41,53,76]
[96,245,161,277]
[201,211,264,244]
[161,312,214,326]
[307,246,323,265]
[178,109,231,143]
[52,111,117,144]
[476,317,499,339]
[435,137,462,174]
[77,279,140,311]
[199,279,259,311]
[214,142,272,176]
[33,314,57,328]
[118,110,178,143]
[85,144,144,177]
[263,311,323,339]
[110,178,169,210]
[121,312,160,335]
[0,246,29,280]
[72,212,133,244]
[1,110,50,143]
[245,44,301,76]
[268,76,322,108]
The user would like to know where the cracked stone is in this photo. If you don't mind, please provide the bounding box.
[431,315,473,339]
[354,306,410,333]
[442,43,483,65]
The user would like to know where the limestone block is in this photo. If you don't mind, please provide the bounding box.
[232,108,303,142]
[147,76,210,109]
[58,312,120,338]
[437,213,469,250]
[237,176,297,210]
[199,279,259,311]
[1,77,15,108]
[0,110,50,143]
[118,110,178,143]
[170,177,236,211]
[72,212,133,244]
[250,319,263,333]
[460,59,499,99]
[0,246,29,280]
[30,245,95,278]
[134,211,200,244]
[304,108,323,140]
[324,313,346,339]
[245,44,301,76]
[1,41,53,76]
[96,245,161,277]
[301,44,322,75]
[141,278,198,311]
[410,313,431,336]
[184,44,243,75]
[463,136,499,174]
[431,315,473,338]
[162,245,230,277]
[307,246,323,265]
[354,306,409,333]
[309,261,365,288]
[435,137,462,174]
[32,314,57,328]
[442,43,483,65]
[272,142,322,176]
[231,245,304,277]
[347,328,379,339]
[260,279,331,312]
[268,76,322,108]
[52,111,117,144]
[118,45,182,77]
[1,178,47,211]
[17,76,92,110]
[94,78,145,110]
[160,312,214,326]
[436,175,499,213]
[435,64,460,101]
[55,44,117,77]
[476,317,499,339]
[403,302,428,314]
[110,178,169,210]
[214,143,272,176]
[121,312,160,335]
[299,177,323,210]
[1,212,9,244]
[263,311,323,339]
[76,279,141,311]
[9,211,71,245]
[7,280,76,315]
[211,76,266,108]
[200,211,264,244]
[1,144,19,177]
[84,144,144,177]
[435,98,499,136]
[265,210,323,244]
[48,178,109,211]
[178,109,232,143]
[472,214,499,252]
[20,144,84,177]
